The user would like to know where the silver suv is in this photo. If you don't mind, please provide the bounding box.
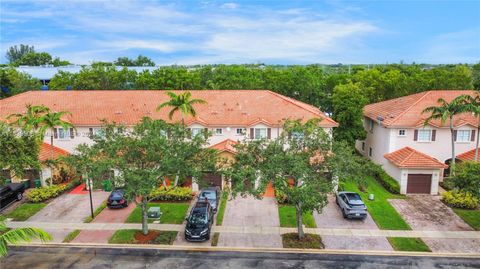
[336,191,367,219]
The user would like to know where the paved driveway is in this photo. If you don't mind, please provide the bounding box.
[218,195,282,248]
[314,195,393,251]
[390,195,480,253]
[29,191,109,242]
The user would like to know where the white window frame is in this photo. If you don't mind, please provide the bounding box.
[236,128,245,135]
[398,129,406,136]
[191,128,203,137]
[215,128,223,135]
[57,128,70,140]
[456,130,471,142]
[417,129,432,142]
[254,128,267,139]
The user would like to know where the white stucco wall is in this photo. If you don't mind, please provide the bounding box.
[356,117,392,166]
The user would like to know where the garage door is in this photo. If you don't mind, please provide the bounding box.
[407,174,432,194]
[202,173,222,189]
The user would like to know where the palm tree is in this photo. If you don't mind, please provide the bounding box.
[156,91,206,125]
[462,93,480,161]
[0,220,51,257]
[422,95,469,175]
[38,110,74,185]
[7,104,49,137]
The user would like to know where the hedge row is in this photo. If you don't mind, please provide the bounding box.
[149,186,193,201]
[372,165,400,194]
[26,184,68,203]
[442,191,479,209]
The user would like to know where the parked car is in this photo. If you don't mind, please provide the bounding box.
[197,187,220,213]
[0,183,25,210]
[336,191,367,219]
[185,201,214,241]
[106,189,129,209]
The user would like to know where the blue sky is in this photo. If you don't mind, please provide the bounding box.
[1,0,479,65]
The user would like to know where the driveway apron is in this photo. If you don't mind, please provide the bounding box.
[218,195,282,248]
[72,202,136,244]
[314,195,393,251]
[389,195,480,253]
[28,190,109,242]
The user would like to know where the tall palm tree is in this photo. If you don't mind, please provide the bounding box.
[462,93,480,161]
[39,111,74,185]
[0,220,51,257]
[422,95,469,175]
[156,91,206,125]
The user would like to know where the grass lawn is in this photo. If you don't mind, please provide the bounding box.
[125,202,189,224]
[278,205,317,228]
[84,201,107,223]
[108,229,177,244]
[387,237,431,252]
[211,232,220,246]
[3,203,46,221]
[343,177,410,230]
[216,191,229,226]
[282,233,323,249]
[453,208,480,230]
[63,230,81,243]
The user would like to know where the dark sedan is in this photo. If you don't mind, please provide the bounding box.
[0,183,25,210]
[106,189,129,209]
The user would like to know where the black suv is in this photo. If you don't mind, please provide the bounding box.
[0,183,25,210]
[197,187,220,213]
[107,189,129,209]
[185,201,214,241]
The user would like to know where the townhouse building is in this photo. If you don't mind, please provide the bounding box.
[0,90,338,189]
[356,90,478,195]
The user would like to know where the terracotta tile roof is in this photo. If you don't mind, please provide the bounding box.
[384,147,448,169]
[39,143,69,162]
[209,139,238,154]
[364,90,479,128]
[0,90,338,128]
[457,149,479,162]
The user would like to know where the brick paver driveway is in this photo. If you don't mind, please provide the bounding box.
[72,202,136,244]
[314,195,393,251]
[390,195,480,253]
[28,190,109,242]
[218,195,282,248]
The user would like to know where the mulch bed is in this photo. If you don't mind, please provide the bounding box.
[134,230,160,244]
[282,233,324,249]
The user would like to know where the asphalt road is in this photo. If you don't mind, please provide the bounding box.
[2,246,480,269]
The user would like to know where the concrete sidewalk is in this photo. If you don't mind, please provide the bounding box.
[6,220,480,239]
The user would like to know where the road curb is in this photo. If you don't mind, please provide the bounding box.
[13,242,480,259]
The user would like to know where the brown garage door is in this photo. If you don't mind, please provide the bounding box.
[202,173,222,189]
[407,174,432,194]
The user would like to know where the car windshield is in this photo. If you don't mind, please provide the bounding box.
[200,191,216,200]
[189,209,207,225]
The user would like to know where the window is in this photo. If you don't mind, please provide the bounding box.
[215,128,223,135]
[191,128,203,137]
[254,128,267,139]
[418,130,432,142]
[58,128,69,139]
[236,128,245,135]
[456,130,471,142]
[369,147,373,157]
[368,119,374,132]
[398,129,406,136]
[361,142,365,151]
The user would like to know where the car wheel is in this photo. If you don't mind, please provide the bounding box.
[342,210,347,219]
[206,233,210,241]
[16,192,23,201]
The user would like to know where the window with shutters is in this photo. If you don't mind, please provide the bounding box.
[456,130,471,142]
[191,128,203,137]
[254,128,267,139]
[57,128,70,140]
[236,128,246,135]
[417,129,432,142]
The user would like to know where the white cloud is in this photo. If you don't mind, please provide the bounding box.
[220,3,239,9]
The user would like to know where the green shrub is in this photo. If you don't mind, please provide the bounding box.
[26,184,68,203]
[337,182,346,192]
[442,191,479,209]
[440,177,455,191]
[149,186,192,201]
[451,161,480,198]
[373,167,400,194]
[275,189,289,204]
